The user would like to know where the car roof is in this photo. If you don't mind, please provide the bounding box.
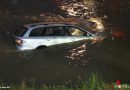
[22,22,75,28]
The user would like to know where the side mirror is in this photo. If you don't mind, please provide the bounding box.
[83,33,92,36]
[87,33,91,36]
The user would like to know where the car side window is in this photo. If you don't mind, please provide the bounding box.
[43,26,69,36]
[67,26,87,36]
[29,28,43,36]
[43,27,53,36]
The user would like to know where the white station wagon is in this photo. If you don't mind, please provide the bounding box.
[13,22,103,50]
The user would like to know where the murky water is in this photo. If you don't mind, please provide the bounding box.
[0,0,130,85]
[0,39,130,85]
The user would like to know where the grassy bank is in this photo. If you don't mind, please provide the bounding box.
[0,74,130,90]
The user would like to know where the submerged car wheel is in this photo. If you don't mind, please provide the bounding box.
[36,45,47,50]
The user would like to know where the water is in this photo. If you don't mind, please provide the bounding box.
[0,0,130,85]
[0,39,130,85]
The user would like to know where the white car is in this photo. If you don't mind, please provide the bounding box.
[13,22,103,50]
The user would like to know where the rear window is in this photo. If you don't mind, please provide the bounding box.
[14,26,28,36]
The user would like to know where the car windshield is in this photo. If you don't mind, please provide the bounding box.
[14,26,28,36]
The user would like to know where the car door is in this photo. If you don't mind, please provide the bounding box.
[42,26,61,46]
[42,26,73,45]
[65,26,93,42]
[25,27,46,49]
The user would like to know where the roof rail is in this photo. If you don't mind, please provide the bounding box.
[29,22,73,27]
[30,23,49,27]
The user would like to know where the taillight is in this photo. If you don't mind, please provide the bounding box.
[15,39,23,45]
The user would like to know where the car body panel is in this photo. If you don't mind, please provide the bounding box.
[13,23,103,50]
[16,36,95,50]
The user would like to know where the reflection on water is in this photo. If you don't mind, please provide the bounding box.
[66,44,87,60]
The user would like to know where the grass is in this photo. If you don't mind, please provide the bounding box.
[0,73,113,90]
[0,74,130,90]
